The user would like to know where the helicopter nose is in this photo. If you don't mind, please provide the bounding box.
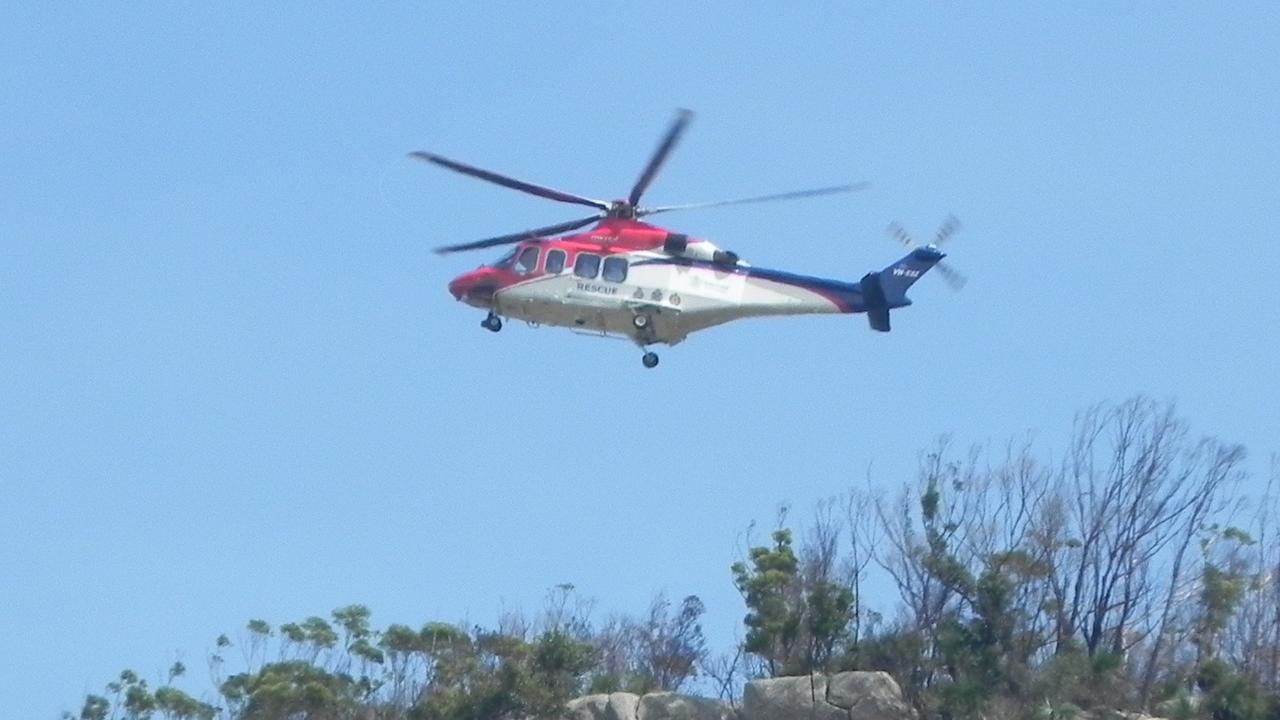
[448,272,482,301]
[447,270,497,305]
[448,274,468,300]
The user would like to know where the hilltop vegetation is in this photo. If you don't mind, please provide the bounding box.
[69,397,1280,720]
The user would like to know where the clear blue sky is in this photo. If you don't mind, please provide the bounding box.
[3,3,1278,717]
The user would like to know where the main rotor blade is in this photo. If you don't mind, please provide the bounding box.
[628,109,694,207]
[410,152,610,211]
[639,182,869,216]
[432,214,603,255]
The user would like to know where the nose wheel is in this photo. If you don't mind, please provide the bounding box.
[641,351,659,369]
[481,312,502,332]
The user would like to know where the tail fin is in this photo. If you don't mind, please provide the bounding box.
[860,247,945,332]
[880,246,946,304]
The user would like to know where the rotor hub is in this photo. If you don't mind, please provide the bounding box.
[607,200,636,219]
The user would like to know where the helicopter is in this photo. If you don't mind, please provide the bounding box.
[414,109,963,368]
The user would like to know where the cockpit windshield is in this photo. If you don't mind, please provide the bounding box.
[489,247,517,269]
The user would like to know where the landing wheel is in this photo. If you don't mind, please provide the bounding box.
[481,313,502,332]
[642,351,659,369]
[632,313,650,329]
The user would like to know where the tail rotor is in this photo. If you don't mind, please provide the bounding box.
[885,215,968,291]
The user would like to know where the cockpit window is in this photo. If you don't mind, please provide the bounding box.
[490,248,517,269]
[574,253,601,279]
[515,246,540,274]
[545,249,566,274]
[602,256,628,283]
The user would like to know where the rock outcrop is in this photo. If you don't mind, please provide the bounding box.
[563,671,914,720]
[741,671,914,720]
[561,675,1166,720]
[742,674,845,720]
[826,671,916,720]
[638,692,732,720]
[608,692,640,720]
[564,692,644,720]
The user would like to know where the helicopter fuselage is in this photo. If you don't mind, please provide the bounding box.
[445,219,940,352]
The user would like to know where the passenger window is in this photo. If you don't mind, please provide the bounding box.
[515,246,540,274]
[602,256,628,283]
[574,253,601,279]
[545,249,566,274]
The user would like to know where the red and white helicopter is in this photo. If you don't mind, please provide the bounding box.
[415,110,963,368]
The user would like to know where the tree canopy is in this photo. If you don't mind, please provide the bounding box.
[68,398,1280,720]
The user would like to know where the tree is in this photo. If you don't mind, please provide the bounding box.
[595,593,709,693]
[871,443,983,709]
[220,661,372,720]
[413,626,595,720]
[733,526,803,675]
[732,513,855,677]
[67,669,216,720]
[866,398,1252,718]
[1047,399,1243,664]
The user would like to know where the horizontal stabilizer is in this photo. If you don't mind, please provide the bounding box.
[867,306,891,332]
[860,271,891,332]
